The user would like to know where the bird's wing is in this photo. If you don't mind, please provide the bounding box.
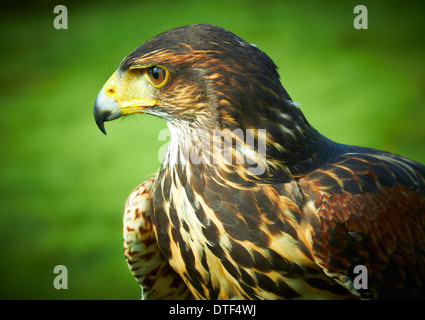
[297,150,425,299]
[123,176,193,299]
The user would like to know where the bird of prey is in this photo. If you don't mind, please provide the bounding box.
[94,24,425,299]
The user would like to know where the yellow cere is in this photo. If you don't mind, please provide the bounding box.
[102,69,158,115]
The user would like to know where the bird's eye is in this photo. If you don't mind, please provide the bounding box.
[147,66,169,88]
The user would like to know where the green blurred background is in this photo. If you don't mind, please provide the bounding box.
[0,0,424,299]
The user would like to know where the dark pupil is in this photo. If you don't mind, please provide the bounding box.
[152,68,160,79]
[151,67,162,80]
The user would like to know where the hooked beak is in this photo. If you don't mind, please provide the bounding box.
[93,89,121,135]
[93,71,158,135]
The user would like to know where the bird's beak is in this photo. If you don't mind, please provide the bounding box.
[94,71,158,135]
[94,89,121,135]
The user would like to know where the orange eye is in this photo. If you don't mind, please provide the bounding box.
[147,66,169,88]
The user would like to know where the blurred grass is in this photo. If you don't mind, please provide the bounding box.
[0,0,424,299]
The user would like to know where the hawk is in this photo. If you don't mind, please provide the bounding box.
[94,24,425,299]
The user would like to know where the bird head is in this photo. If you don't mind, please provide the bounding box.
[94,24,294,135]
[94,24,328,181]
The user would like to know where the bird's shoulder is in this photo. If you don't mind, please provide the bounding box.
[294,147,425,298]
[298,146,425,195]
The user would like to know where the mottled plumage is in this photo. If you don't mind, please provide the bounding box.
[123,176,192,299]
[94,24,425,299]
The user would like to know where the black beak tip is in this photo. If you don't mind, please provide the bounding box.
[98,122,107,135]
[94,109,108,135]
[94,90,121,135]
